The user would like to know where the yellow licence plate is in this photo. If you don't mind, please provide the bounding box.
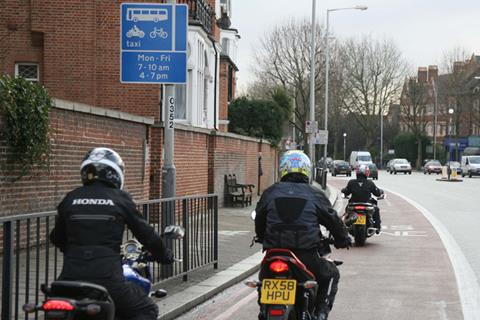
[354,215,366,225]
[260,279,297,305]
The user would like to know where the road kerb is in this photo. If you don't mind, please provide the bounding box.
[157,251,264,319]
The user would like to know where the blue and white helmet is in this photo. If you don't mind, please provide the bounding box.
[80,147,125,189]
[279,150,312,180]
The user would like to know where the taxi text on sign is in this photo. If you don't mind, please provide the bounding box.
[120,3,187,84]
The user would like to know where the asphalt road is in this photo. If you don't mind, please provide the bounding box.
[176,172,472,319]
[345,171,480,289]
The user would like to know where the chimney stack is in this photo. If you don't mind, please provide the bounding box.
[428,65,438,83]
[418,67,428,83]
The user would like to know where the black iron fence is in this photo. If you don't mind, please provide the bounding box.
[1,194,218,320]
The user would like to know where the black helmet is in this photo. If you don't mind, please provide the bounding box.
[80,148,125,189]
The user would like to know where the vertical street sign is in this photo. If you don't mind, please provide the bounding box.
[120,3,187,84]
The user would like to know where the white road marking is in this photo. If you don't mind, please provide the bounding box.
[212,290,258,320]
[219,230,251,236]
[384,188,480,320]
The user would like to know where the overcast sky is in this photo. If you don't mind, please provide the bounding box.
[230,0,480,92]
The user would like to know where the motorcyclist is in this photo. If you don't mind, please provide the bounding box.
[50,147,174,320]
[341,164,383,233]
[254,150,351,320]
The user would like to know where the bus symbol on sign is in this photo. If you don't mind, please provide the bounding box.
[126,8,168,22]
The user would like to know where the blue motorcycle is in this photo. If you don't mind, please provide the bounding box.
[23,225,184,319]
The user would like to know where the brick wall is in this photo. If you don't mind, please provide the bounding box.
[1,0,162,120]
[148,124,278,205]
[0,107,150,217]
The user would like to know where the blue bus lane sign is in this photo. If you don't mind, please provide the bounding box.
[120,3,187,84]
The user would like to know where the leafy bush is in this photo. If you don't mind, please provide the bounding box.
[229,88,292,145]
[0,75,52,178]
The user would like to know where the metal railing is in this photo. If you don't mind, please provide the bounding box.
[177,0,215,35]
[0,194,218,320]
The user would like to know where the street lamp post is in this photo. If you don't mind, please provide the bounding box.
[380,105,384,169]
[321,5,367,188]
[343,132,347,161]
[309,0,317,169]
[448,108,454,162]
[432,79,438,160]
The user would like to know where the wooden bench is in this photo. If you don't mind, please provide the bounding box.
[224,174,255,207]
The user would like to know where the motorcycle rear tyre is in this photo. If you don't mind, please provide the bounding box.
[353,224,367,246]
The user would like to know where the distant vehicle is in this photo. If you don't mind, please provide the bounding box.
[461,155,480,178]
[389,158,412,175]
[318,157,333,169]
[126,8,168,22]
[368,163,378,180]
[445,161,462,175]
[331,160,352,177]
[385,160,393,173]
[424,160,442,174]
[349,151,373,170]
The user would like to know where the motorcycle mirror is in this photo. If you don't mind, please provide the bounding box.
[250,210,256,221]
[163,225,185,239]
[153,289,168,299]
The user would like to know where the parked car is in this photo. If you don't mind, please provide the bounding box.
[389,158,412,174]
[445,161,462,175]
[424,160,442,174]
[331,160,352,177]
[368,163,378,180]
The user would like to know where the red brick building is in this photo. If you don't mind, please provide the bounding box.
[0,0,277,216]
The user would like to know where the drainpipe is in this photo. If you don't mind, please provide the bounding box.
[209,35,218,130]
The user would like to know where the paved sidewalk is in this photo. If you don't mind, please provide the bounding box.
[156,184,334,319]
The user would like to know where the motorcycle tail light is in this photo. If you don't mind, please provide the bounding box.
[269,308,285,316]
[269,260,289,273]
[43,300,74,311]
[354,205,366,210]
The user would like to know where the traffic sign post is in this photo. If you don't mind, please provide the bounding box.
[121,2,187,201]
[120,3,187,84]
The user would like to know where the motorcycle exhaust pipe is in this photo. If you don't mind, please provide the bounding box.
[367,228,377,237]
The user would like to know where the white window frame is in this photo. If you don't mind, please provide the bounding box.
[15,63,40,82]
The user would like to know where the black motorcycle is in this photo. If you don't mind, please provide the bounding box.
[342,194,385,246]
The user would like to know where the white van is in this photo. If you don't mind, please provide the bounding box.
[349,151,373,170]
[461,155,480,178]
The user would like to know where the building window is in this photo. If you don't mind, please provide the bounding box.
[175,84,187,120]
[221,38,229,55]
[15,63,39,82]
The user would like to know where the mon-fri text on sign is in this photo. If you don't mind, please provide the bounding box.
[120,3,187,84]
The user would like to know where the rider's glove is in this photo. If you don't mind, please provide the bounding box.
[334,237,352,249]
[159,248,175,264]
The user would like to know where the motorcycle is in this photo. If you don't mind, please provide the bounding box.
[246,211,342,320]
[341,193,385,246]
[23,225,184,320]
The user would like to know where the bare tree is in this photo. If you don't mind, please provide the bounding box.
[400,77,431,168]
[339,36,408,149]
[252,19,327,149]
[438,48,475,142]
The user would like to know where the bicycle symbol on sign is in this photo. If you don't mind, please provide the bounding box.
[150,27,168,39]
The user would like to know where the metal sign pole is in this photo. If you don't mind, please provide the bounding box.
[162,0,177,199]
[162,85,176,199]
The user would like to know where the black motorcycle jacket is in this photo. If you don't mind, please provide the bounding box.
[255,181,349,250]
[341,176,382,203]
[50,180,173,280]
